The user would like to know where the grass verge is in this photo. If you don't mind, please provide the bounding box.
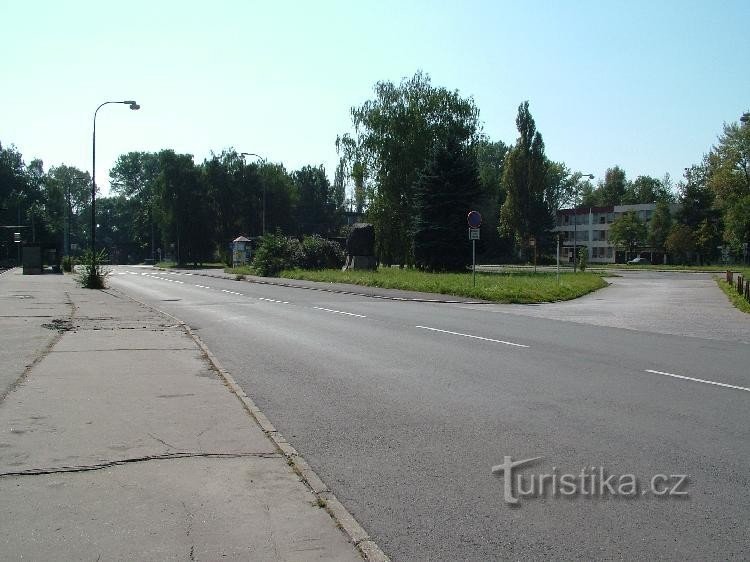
[716,279,750,314]
[156,261,226,269]
[278,268,607,303]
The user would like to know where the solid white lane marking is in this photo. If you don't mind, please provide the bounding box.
[644,370,750,393]
[313,306,367,318]
[415,326,529,348]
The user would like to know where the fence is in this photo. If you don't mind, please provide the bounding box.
[727,271,750,303]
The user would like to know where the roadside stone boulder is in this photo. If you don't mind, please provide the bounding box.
[343,223,377,270]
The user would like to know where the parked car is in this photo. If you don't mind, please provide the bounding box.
[627,257,651,265]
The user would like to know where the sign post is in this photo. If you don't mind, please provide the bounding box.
[467,211,482,288]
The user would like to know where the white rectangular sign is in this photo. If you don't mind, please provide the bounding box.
[469,228,480,240]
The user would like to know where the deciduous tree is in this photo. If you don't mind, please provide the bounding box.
[498,101,549,258]
[338,71,481,265]
[609,211,647,259]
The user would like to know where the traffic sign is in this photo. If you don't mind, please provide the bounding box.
[467,210,482,229]
[469,228,480,240]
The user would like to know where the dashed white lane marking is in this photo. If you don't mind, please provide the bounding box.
[152,276,184,284]
[415,326,529,348]
[312,306,367,318]
[644,370,750,393]
[127,271,290,305]
[260,297,289,304]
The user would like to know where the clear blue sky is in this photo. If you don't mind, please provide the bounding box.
[2,0,748,194]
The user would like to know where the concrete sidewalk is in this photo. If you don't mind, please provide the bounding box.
[0,270,372,561]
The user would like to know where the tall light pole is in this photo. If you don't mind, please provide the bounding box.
[573,173,594,272]
[92,100,140,254]
[240,152,267,235]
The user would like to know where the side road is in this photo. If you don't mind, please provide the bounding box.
[0,270,380,561]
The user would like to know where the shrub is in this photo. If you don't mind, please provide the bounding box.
[251,233,346,276]
[77,250,110,289]
[251,232,303,277]
[578,247,588,272]
[299,235,345,269]
[62,255,76,273]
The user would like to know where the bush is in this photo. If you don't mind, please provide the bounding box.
[251,232,303,277]
[62,255,76,273]
[251,233,346,276]
[299,235,345,269]
[578,247,588,272]
[77,250,110,289]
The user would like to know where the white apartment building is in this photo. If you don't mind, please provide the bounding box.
[553,203,663,264]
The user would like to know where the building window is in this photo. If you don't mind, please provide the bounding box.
[607,247,613,258]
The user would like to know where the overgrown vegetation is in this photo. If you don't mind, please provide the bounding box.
[62,255,75,272]
[278,268,607,303]
[76,250,110,289]
[250,232,344,277]
[716,279,750,314]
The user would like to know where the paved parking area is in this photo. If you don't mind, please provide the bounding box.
[484,271,749,342]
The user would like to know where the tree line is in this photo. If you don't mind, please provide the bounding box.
[1,146,345,266]
[2,71,748,268]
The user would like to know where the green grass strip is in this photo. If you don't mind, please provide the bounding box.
[278,268,607,303]
[716,279,750,314]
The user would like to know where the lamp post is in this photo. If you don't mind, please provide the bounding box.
[92,100,140,254]
[240,152,267,235]
[573,173,594,272]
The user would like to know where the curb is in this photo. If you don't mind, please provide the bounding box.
[111,287,391,562]
[155,267,491,305]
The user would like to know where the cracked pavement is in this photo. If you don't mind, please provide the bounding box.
[0,270,361,561]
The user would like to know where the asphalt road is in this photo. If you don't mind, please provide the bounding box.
[109,267,750,561]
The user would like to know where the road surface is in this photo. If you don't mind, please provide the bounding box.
[109,267,749,561]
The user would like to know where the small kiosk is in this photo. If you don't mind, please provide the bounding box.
[232,236,252,268]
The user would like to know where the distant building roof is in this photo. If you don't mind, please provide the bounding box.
[557,205,614,215]
[233,236,252,243]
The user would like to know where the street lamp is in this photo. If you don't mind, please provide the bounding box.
[92,100,140,253]
[240,152,267,235]
[573,173,594,273]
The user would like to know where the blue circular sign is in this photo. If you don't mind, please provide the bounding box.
[467,210,482,228]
